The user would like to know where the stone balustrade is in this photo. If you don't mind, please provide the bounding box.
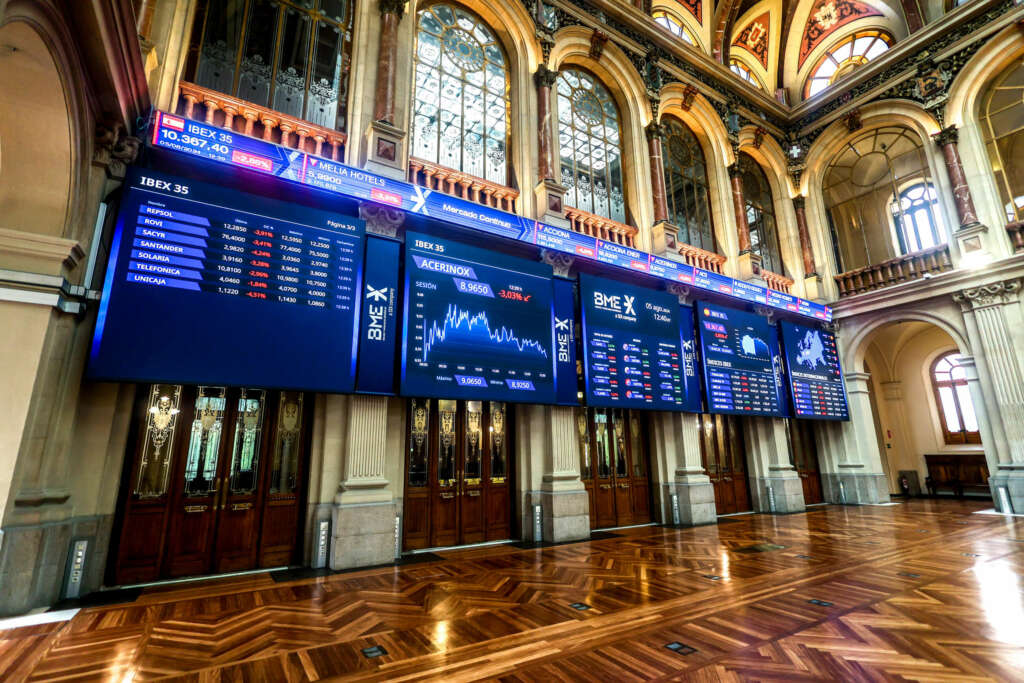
[677,242,726,274]
[835,244,953,297]
[407,158,519,213]
[177,81,346,160]
[1006,221,1024,253]
[761,269,795,294]
[563,206,638,247]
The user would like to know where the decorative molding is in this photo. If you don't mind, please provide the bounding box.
[844,108,862,132]
[733,11,770,69]
[589,29,609,60]
[541,249,575,277]
[953,279,1022,310]
[93,120,140,179]
[358,203,405,239]
[378,0,406,19]
[679,84,699,112]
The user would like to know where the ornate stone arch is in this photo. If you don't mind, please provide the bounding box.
[842,308,972,376]
[549,28,655,248]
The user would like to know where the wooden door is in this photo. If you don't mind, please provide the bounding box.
[402,399,514,550]
[788,419,824,505]
[110,385,310,585]
[699,414,753,515]
[580,408,653,529]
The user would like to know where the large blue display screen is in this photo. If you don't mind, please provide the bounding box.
[779,320,850,420]
[88,168,365,391]
[697,303,784,417]
[401,232,557,403]
[579,274,693,411]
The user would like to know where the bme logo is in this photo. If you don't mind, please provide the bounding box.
[593,291,636,316]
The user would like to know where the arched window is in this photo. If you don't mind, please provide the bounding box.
[890,183,946,253]
[729,58,765,91]
[931,353,981,445]
[191,0,354,129]
[980,58,1024,224]
[663,117,716,252]
[739,154,784,275]
[411,4,510,184]
[556,69,626,223]
[653,10,697,45]
[804,30,892,98]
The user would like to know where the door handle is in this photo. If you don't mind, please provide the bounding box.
[618,483,629,489]
[466,490,480,497]
[441,492,455,499]
[599,484,613,490]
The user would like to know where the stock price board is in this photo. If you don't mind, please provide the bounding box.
[579,274,695,411]
[697,303,785,417]
[779,320,850,420]
[401,233,557,403]
[88,168,365,391]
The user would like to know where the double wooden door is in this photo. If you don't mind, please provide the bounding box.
[403,399,513,550]
[110,385,310,585]
[698,414,752,515]
[579,408,653,529]
[788,419,824,504]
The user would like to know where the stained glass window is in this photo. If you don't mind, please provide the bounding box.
[557,69,626,222]
[192,0,354,130]
[269,392,304,494]
[980,58,1024,223]
[739,153,784,276]
[663,116,716,253]
[653,10,696,45]
[729,58,765,91]
[805,30,891,98]
[412,4,509,184]
[134,384,182,498]
[931,353,981,445]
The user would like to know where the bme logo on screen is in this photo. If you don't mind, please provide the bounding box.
[592,291,637,321]
[364,283,394,341]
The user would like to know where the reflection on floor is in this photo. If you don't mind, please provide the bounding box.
[2,500,1023,681]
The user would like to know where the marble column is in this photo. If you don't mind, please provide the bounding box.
[818,372,890,504]
[744,418,805,513]
[649,412,716,526]
[932,126,981,229]
[135,0,156,39]
[535,65,558,182]
[372,0,405,125]
[792,197,817,276]
[899,0,925,32]
[646,122,670,225]
[954,280,1024,511]
[728,163,752,254]
[331,395,396,569]
[535,406,590,542]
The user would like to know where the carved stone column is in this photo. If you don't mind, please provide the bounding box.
[817,372,890,504]
[792,196,822,300]
[646,122,669,224]
[933,126,981,230]
[744,418,806,513]
[650,412,716,526]
[373,0,405,125]
[535,406,590,542]
[954,280,1024,511]
[729,162,760,280]
[534,65,568,224]
[332,395,396,569]
[365,0,408,179]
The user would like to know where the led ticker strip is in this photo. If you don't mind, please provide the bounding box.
[151,111,832,322]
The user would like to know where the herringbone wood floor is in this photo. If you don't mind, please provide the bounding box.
[2,499,1023,681]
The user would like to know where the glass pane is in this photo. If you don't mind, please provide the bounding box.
[183,387,227,497]
[956,385,979,433]
[306,21,343,128]
[438,399,457,485]
[196,0,246,95]
[612,410,628,477]
[629,413,645,477]
[237,0,279,106]
[272,7,311,118]
[134,384,183,498]
[229,390,266,494]
[489,402,507,482]
[594,410,612,478]
[408,398,430,488]
[269,391,304,494]
[577,408,591,480]
[938,386,962,433]
[465,401,482,482]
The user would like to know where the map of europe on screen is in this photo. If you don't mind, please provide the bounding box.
[779,320,850,420]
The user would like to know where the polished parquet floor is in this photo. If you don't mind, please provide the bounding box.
[2,499,1024,681]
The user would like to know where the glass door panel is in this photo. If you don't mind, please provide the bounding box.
[183,387,227,498]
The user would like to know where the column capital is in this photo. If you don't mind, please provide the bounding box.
[378,0,406,19]
[534,63,559,89]
[645,121,665,140]
[953,278,1022,311]
[541,248,575,277]
[792,196,806,210]
[728,162,742,179]
[932,125,959,147]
